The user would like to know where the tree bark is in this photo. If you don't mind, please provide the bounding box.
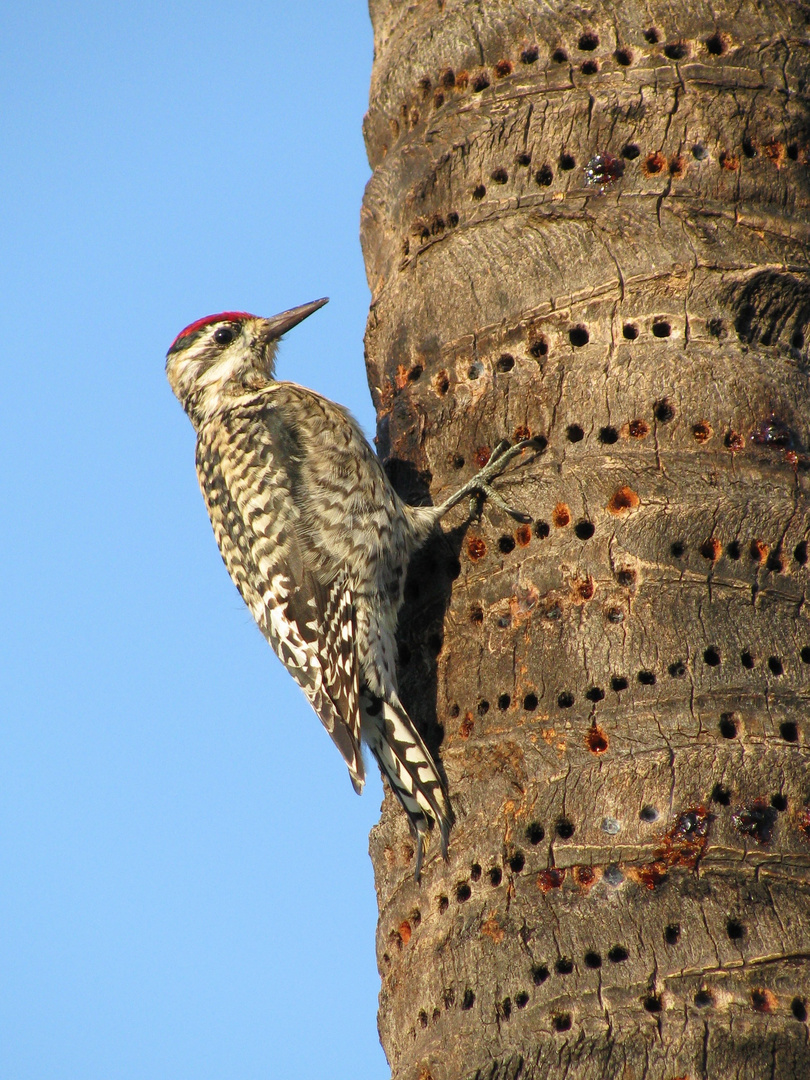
[360,2,810,1077]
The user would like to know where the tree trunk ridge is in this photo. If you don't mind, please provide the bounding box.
[361,2,810,1078]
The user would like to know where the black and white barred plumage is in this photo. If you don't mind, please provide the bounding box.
[166,298,533,876]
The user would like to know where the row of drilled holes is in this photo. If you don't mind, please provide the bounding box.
[478,526,808,575]
[467,678,806,724]
[414,320,803,388]
[403,29,734,123]
[402,132,804,257]
[416,972,806,1028]
[461,136,801,202]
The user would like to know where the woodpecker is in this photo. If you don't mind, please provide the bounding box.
[166,298,535,877]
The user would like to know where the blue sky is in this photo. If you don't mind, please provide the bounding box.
[1,3,389,1077]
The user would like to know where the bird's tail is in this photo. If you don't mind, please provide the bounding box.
[361,690,452,879]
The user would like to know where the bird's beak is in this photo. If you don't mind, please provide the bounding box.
[260,297,328,342]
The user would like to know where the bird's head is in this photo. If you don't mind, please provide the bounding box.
[166,297,328,425]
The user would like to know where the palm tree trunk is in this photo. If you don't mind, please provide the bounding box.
[361,2,810,1077]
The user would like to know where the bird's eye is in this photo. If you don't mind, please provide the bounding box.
[213,325,236,345]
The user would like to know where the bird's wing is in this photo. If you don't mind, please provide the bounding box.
[195,398,364,791]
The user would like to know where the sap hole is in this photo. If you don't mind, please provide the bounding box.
[622,143,641,160]
[584,951,602,969]
[766,551,784,573]
[671,541,686,558]
[608,945,629,962]
[496,353,514,372]
[694,989,714,1008]
[771,794,788,812]
[488,866,502,886]
[515,991,529,1009]
[692,143,708,160]
[668,661,686,678]
[638,670,656,686]
[447,211,459,227]
[497,693,511,711]
[578,31,599,50]
[574,520,595,540]
[534,520,550,538]
[607,607,624,624]
[456,882,472,902]
[711,784,731,806]
[645,153,665,175]
[801,647,810,664]
[555,957,574,974]
[640,805,659,822]
[477,700,490,716]
[553,1014,572,1032]
[664,41,689,59]
[509,852,525,873]
[622,322,639,339]
[792,329,805,349]
[655,399,675,423]
[615,48,633,66]
[719,714,738,739]
[599,426,619,444]
[517,153,532,166]
[644,995,663,1013]
[531,964,549,984]
[644,27,660,44]
[438,895,449,913]
[418,1010,428,1028]
[652,320,672,338]
[741,651,755,669]
[552,48,568,63]
[787,143,799,161]
[726,919,745,940]
[629,419,649,438]
[523,692,539,711]
[408,364,423,382]
[535,165,554,186]
[449,704,460,718]
[664,923,681,945]
[569,325,589,346]
[434,370,450,395]
[706,32,727,55]
[602,817,620,835]
[556,819,575,839]
[472,184,486,201]
[559,153,576,171]
[726,540,741,560]
[521,45,539,64]
[767,656,783,676]
[491,167,508,184]
[494,59,513,78]
[704,646,721,666]
[498,535,516,554]
[526,822,545,844]
[529,335,548,357]
[585,687,605,702]
[566,423,585,442]
[611,675,628,692]
[452,454,465,470]
[557,692,574,708]
[471,73,490,92]
[467,362,483,379]
[780,721,799,743]
[461,989,475,1010]
[792,998,808,1022]
[742,136,757,158]
[581,60,599,74]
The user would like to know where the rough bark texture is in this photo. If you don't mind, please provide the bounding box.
[360,2,810,1078]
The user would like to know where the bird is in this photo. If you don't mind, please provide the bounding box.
[166,297,535,877]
